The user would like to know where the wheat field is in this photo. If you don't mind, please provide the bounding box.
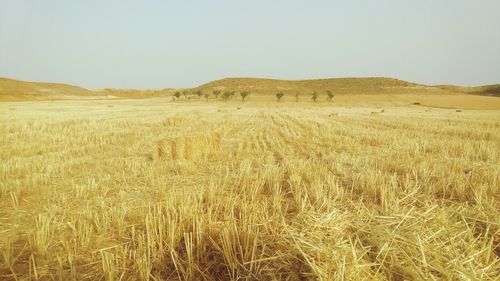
[0,98,499,280]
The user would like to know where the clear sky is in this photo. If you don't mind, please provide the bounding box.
[1,0,499,89]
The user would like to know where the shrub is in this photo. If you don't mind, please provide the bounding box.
[240,91,250,102]
[275,91,284,102]
[222,92,232,101]
[213,90,221,99]
[326,90,334,102]
[311,91,318,102]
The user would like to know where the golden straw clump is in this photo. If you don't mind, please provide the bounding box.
[163,117,185,126]
[157,132,221,160]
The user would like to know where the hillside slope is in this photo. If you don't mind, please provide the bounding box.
[438,84,500,97]
[94,88,175,99]
[194,77,453,95]
[0,77,95,101]
[0,77,177,101]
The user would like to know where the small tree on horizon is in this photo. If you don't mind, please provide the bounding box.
[295,92,299,102]
[222,91,232,102]
[311,91,318,102]
[326,90,334,102]
[173,91,181,100]
[240,91,250,102]
[194,90,203,99]
[204,92,210,101]
[182,91,188,99]
[213,90,221,99]
[275,91,284,102]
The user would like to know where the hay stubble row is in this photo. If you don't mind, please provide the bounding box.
[157,132,221,161]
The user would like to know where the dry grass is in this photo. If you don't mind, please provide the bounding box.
[0,99,499,280]
[157,132,221,160]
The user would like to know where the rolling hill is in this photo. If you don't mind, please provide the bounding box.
[93,88,175,99]
[0,77,95,101]
[193,77,452,95]
[437,84,500,97]
[0,77,175,101]
[1,76,499,101]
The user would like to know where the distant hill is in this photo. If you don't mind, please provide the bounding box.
[193,77,453,95]
[1,76,498,101]
[0,77,95,101]
[437,84,500,97]
[94,88,175,99]
[0,77,175,101]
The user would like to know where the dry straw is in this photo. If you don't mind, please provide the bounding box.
[0,102,498,280]
[157,132,221,160]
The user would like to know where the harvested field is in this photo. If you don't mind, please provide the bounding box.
[0,99,499,280]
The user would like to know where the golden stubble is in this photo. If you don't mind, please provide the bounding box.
[0,99,499,280]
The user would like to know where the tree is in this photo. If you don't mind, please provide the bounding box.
[194,90,203,99]
[182,91,188,99]
[173,91,181,100]
[240,91,250,102]
[311,91,318,102]
[229,91,235,99]
[326,90,334,102]
[222,91,232,101]
[212,90,221,99]
[295,92,299,102]
[275,91,284,102]
[204,92,210,101]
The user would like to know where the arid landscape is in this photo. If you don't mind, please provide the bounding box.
[2,1,500,279]
[1,76,499,280]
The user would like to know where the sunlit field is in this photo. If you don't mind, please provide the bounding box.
[1,98,499,280]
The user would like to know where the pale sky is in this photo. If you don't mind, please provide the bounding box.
[1,0,499,88]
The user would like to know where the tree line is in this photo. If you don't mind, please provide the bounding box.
[173,90,335,103]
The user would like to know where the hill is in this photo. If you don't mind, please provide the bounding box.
[438,84,500,97]
[193,77,453,95]
[1,76,499,101]
[0,77,96,101]
[0,77,177,101]
[93,88,175,99]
